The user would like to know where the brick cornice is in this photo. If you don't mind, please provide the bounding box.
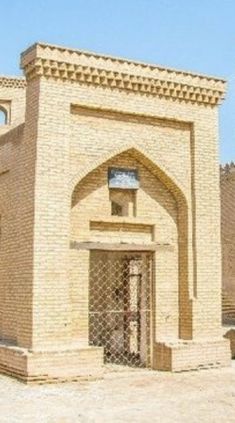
[20,42,226,106]
[0,76,26,89]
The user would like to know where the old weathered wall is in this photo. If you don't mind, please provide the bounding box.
[0,77,26,136]
[221,163,235,324]
[0,77,40,350]
[0,42,230,381]
[31,67,222,346]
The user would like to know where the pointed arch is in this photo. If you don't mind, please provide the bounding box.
[70,146,192,340]
[70,146,187,209]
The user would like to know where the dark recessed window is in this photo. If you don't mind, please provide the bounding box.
[110,189,136,217]
[111,201,123,216]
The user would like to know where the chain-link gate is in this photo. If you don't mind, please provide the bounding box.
[89,251,152,368]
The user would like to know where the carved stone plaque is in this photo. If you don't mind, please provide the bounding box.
[108,168,139,189]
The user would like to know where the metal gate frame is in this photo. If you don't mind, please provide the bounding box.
[88,250,154,368]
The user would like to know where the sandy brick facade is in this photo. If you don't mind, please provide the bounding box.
[221,163,235,306]
[221,163,235,357]
[0,42,230,382]
[0,76,26,136]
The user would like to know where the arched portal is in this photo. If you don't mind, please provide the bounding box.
[70,148,191,368]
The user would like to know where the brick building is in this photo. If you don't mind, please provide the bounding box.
[0,43,230,382]
[221,162,235,322]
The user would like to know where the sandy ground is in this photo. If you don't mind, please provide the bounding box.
[0,362,235,423]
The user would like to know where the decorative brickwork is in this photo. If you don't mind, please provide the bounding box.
[21,43,225,106]
[0,42,230,383]
[0,77,26,136]
[0,76,26,89]
[221,163,235,321]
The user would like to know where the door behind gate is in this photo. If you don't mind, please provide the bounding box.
[89,251,152,367]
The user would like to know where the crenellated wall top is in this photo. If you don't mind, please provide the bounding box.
[0,75,26,89]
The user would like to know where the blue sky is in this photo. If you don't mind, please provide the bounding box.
[0,0,234,163]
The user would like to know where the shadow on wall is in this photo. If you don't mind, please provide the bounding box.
[72,150,177,223]
[223,328,235,358]
[71,147,192,341]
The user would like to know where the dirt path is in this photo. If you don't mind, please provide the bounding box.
[0,362,235,423]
